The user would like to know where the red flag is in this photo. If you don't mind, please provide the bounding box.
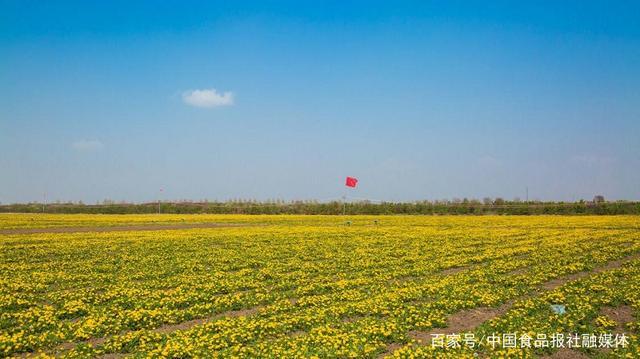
[345,176,358,188]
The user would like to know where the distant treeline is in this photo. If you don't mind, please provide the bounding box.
[1,199,639,215]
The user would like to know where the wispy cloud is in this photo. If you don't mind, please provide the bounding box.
[71,139,104,152]
[182,88,234,108]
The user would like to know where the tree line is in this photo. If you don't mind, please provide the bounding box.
[1,199,638,215]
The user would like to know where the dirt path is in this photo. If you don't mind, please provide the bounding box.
[30,305,265,358]
[21,252,640,358]
[538,304,635,359]
[380,252,640,357]
[0,223,254,235]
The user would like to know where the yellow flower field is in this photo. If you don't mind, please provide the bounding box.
[1,215,639,358]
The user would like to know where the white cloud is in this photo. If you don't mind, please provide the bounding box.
[72,140,104,152]
[182,88,234,108]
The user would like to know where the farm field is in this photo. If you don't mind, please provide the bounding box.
[1,215,639,358]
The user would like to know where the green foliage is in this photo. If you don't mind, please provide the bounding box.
[1,200,638,215]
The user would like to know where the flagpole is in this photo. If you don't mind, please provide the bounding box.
[342,195,346,215]
[342,177,346,215]
[343,177,358,216]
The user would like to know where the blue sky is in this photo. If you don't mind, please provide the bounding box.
[1,1,639,203]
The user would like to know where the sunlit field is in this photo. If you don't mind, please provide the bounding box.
[1,215,639,358]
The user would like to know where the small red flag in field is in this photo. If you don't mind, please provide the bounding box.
[345,176,358,188]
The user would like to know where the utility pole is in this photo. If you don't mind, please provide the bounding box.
[158,188,163,214]
[526,186,529,202]
[42,192,46,213]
